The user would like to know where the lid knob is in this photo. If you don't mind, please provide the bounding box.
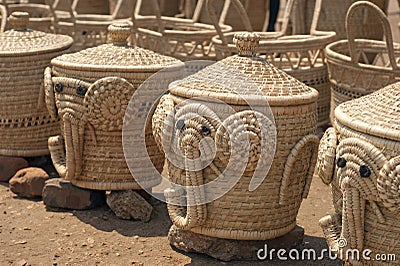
[108,22,131,46]
[233,32,260,57]
[9,12,29,31]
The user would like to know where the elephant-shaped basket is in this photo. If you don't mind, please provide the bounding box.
[45,22,183,190]
[153,32,321,240]
[0,11,72,156]
[315,82,400,265]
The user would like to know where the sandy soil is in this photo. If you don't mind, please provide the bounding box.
[0,175,341,266]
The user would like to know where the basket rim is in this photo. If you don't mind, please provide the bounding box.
[326,39,400,73]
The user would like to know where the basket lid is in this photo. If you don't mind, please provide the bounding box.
[335,82,400,141]
[0,12,73,56]
[168,32,319,106]
[51,22,181,73]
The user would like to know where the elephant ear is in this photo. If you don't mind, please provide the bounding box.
[378,156,400,213]
[84,77,135,131]
[215,110,276,191]
[280,134,320,205]
[315,127,338,185]
[152,94,175,151]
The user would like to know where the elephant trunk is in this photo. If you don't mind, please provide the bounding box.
[63,113,85,180]
[165,142,207,230]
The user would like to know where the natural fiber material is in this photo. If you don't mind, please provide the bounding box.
[315,82,400,265]
[0,11,72,156]
[3,2,52,32]
[132,0,232,61]
[293,0,388,39]
[154,32,320,240]
[48,0,130,51]
[326,1,400,121]
[46,22,182,190]
[208,0,336,127]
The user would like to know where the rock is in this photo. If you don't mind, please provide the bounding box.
[25,155,59,178]
[9,167,51,198]
[106,190,153,222]
[168,225,304,261]
[42,179,106,210]
[0,156,28,182]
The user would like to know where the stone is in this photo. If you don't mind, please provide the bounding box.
[25,155,59,178]
[9,167,51,198]
[42,179,106,210]
[0,156,28,182]
[168,225,305,261]
[106,190,153,222]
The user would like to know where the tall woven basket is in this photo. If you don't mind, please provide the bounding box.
[315,82,400,265]
[132,0,232,61]
[326,1,400,122]
[153,33,320,240]
[208,0,336,127]
[0,12,73,157]
[293,0,389,39]
[46,22,183,190]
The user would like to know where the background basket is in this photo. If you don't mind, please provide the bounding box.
[326,1,400,121]
[293,0,389,40]
[208,0,336,127]
[132,0,232,61]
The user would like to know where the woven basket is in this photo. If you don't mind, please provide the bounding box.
[0,5,6,32]
[208,0,336,127]
[315,82,400,265]
[293,0,389,39]
[46,22,183,190]
[3,2,52,32]
[132,0,232,61]
[153,33,320,240]
[0,12,72,157]
[326,1,400,122]
[48,0,130,51]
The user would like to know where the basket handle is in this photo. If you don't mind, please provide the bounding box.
[133,0,164,32]
[346,1,398,70]
[206,0,253,45]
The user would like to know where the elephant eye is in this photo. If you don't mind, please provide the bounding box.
[200,125,211,135]
[337,157,347,168]
[176,119,185,130]
[54,82,63,93]
[360,165,371,178]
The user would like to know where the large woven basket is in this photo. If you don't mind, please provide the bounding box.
[326,1,400,122]
[153,33,320,240]
[0,12,72,157]
[45,23,183,190]
[293,0,389,39]
[315,83,400,265]
[132,0,232,61]
[208,0,336,127]
[3,2,52,32]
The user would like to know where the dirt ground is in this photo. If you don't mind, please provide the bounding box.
[0,176,339,266]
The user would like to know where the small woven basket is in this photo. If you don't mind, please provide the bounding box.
[46,22,183,190]
[132,0,232,61]
[326,1,400,121]
[0,11,72,157]
[154,32,320,240]
[208,0,336,127]
[316,82,400,265]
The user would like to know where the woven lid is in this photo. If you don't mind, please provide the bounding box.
[335,82,400,141]
[168,32,318,106]
[0,12,73,56]
[51,22,181,73]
